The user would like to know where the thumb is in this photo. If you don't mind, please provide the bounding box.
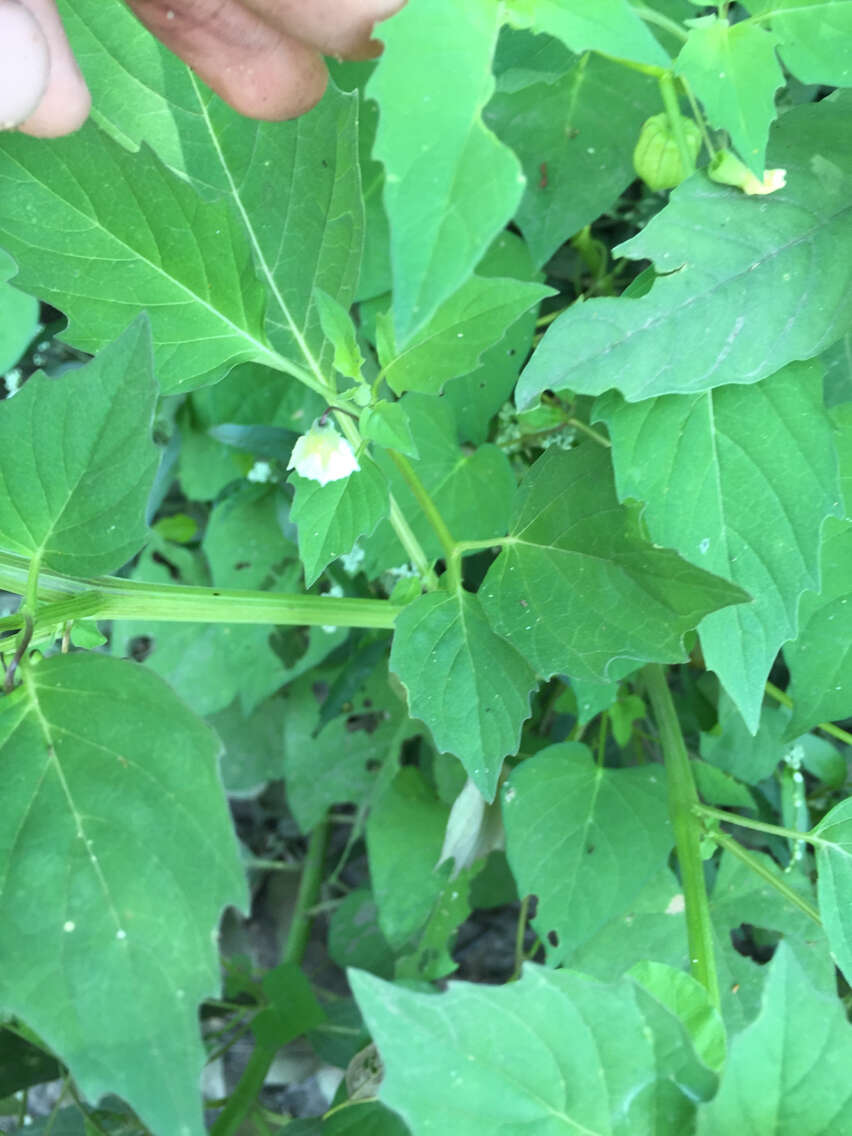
[0,0,49,129]
[0,0,90,137]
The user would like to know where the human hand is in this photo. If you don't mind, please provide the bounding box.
[0,0,404,137]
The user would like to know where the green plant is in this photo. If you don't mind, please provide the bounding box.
[1,0,852,1133]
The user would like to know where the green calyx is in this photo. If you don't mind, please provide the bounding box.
[633,111,702,192]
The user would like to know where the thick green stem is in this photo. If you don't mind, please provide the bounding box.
[644,664,720,1009]
[0,552,399,633]
[658,72,696,180]
[210,819,329,1136]
[709,828,821,926]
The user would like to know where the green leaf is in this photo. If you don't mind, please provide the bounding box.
[0,653,247,1136]
[251,962,325,1051]
[742,0,852,86]
[359,401,418,458]
[379,273,552,395]
[501,743,673,964]
[362,394,515,574]
[390,591,536,800]
[785,404,852,733]
[692,761,756,810]
[442,230,546,444]
[0,258,39,373]
[517,96,852,406]
[314,289,364,381]
[351,964,661,1135]
[282,666,412,832]
[597,362,841,729]
[700,697,791,783]
[675,17,783,175]
[709,849,833,1025]
[485,50,660,264]
[696,943,852,1134]
[394,865,480,981]
[368,0,523,343]
[203,484,298,590]
[118,621,294,719]
[0,1028,61,1097]
[0,318,157,576]
[59,1,364,382]
[208,695,287,796]
[366,767,451,952]
[628,960,726,1074]
[328,888,396,979]
[479,445,749,683]
[112,546,329,719]
[627,964,720,1125]
[0,126,273,393]
[813,798,852,985]
[289,455,389,587]
[503,0,671,66]
[567,867,690,982]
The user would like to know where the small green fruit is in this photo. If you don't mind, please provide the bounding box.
[633,112,702,192]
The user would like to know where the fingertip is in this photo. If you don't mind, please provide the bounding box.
[18,79,90,138]
[212,48,329,122]
[0,0,49,130]
[9,0,91,137]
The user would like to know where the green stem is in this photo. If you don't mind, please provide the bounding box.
[633,4,688,43]
[511,895,531,981]
[335,410,437,591]
[0,552,400,632]
[681,75,717,159]
[210,819,329,1136]
[658,72,696,179]
[388,495,439,591]
[644,664,720,1009]
[263,351,335,401]
[708,828,821,926]
[567,418,611,448]
[764,680,852,746]
[596,710,609,767]
[283,817,330,965]
[693,803,823,845]
[387,450,459,591]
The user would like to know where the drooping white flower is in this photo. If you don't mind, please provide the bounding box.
[708,149,786,196]
[287,419,360,486]
[437,776,505,879]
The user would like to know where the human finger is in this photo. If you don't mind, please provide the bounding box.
[0,0,49,130]
[126,0,328,120]
[237,0,406,60]
[11,0,90,137]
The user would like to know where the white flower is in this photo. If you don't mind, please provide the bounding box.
[246,460,272,483]
[287,419,359,486]
[708,150,787,196]
[437,777,505,879]
[742,167,787,196]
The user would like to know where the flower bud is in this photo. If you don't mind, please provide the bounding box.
[287,419,360,486]
[437,777,505,879]
[708,149,786,196]
[633,112,702,192]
